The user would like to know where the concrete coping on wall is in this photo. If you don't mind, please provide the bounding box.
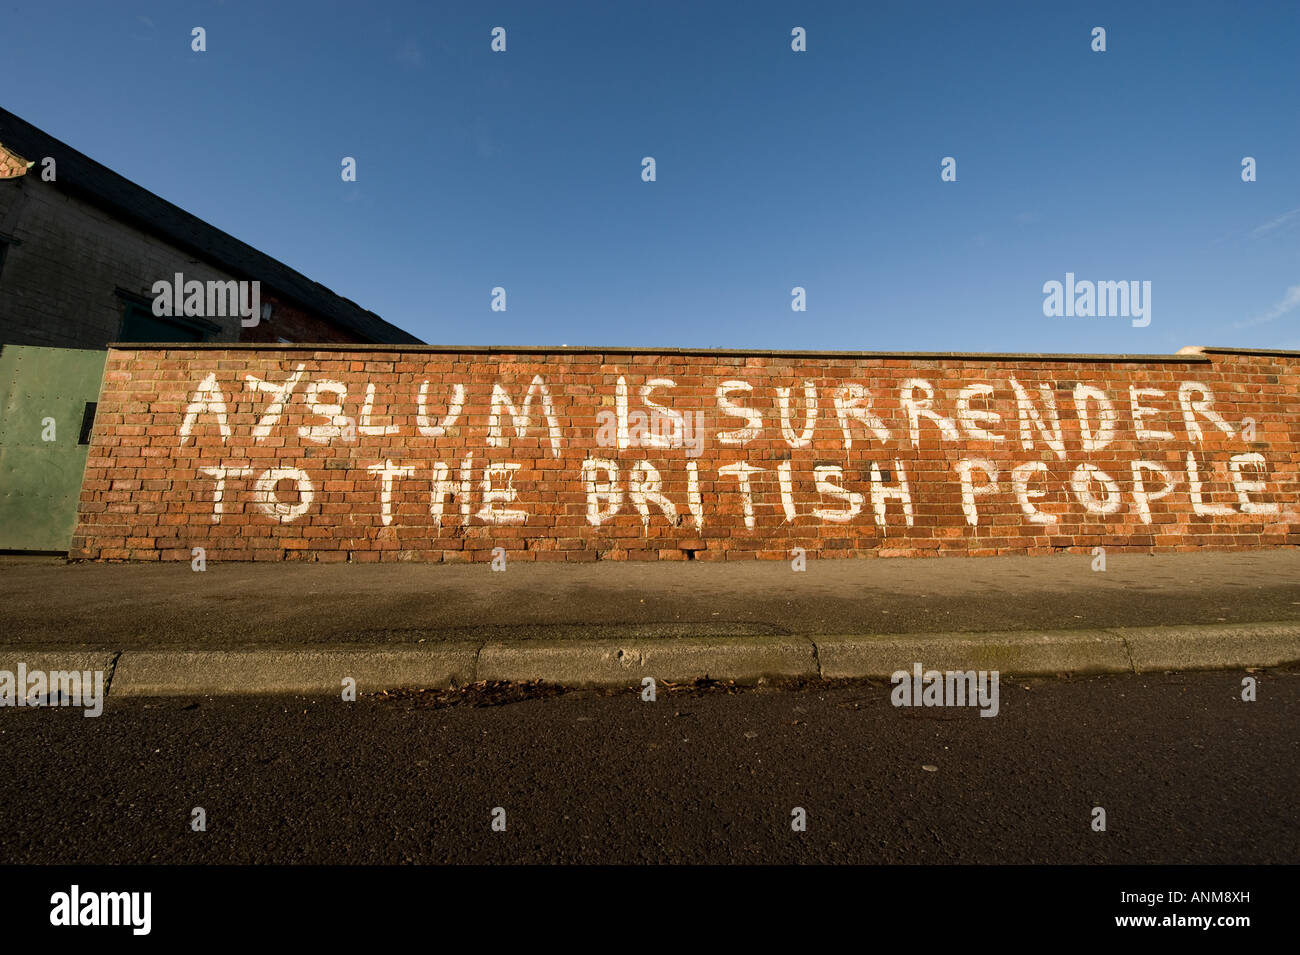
[1187,345,1300,357]
[104,342,1237,363]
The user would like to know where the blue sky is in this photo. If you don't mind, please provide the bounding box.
[3,0,1298,352]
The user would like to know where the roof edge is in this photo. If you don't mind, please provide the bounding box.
[0,108,422,346]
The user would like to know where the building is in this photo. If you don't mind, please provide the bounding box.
[0,107,421,348]
[0,108,421,553]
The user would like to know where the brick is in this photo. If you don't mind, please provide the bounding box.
[70,348,1300,562]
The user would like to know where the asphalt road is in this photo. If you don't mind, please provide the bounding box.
[1,668,1295,864]
[4,550,1300,647]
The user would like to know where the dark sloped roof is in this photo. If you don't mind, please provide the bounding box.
[0,108,423,345]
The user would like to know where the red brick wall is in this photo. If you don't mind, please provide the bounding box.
[238,292,367,345]
[70,346,1300,562]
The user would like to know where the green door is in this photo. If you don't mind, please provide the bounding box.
[0,345,107,552]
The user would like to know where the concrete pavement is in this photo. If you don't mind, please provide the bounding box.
[2,551,1299,693]
[5,550,1300,645]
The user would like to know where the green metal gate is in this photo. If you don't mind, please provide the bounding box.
[0,345,106,551]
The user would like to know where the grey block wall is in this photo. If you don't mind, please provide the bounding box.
[0,176,243,348]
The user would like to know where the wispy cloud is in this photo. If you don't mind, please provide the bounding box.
[1251,206,1300,237]
[396,39,423,69]
[130,15,156,41]
[1235,283,1300,329]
